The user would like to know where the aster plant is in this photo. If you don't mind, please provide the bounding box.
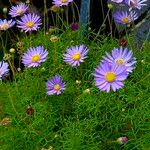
[113,10,138,24]
[102,47,136,73]
[0,61,9,80]
[17,13,42,32]
[52,0,73,6]
[0,19,15,30]
[93,62,128,92]
[22,46,48,67]
[46,75,66,95]
[63,44,88,67]
[9,3,29,17]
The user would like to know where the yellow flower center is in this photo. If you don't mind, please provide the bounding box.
[25,21,34,28]
[1,23,9,30]
[31,55,40,62]
[105,72,116,82]
[72,53,81,60]
[54,84,61,91]
[122,17,130,23]
[17,9,23,15]
[116,58,124,65]
[61,0,68,3]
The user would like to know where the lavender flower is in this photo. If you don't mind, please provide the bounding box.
[124,0,147,9]
[117,136,128,144]
[17,13,42,32]
[93,62,128,92]
[9,3,29,17]
[52,0,73,6]
[111,0,124,3]
[113,10,138,24]
[22,46,48,67]
[63,45,88,67]
[0,19,15,30]
[102,47,136,73]
[0,61,9,79]
[46,75,66,95]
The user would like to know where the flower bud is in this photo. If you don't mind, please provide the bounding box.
[26,106,34,116]
[3,8,8,14]
[9,48,15,53]
[117,136,128,144]
[107,4,113,9]
[50,35,59,43]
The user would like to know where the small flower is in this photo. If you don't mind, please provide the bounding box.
[0,19,15,30]
[118,38,128,47]
[50,5,60,12]
[9,3,29,17]
[102,47,136,73]
[50,35,59,42]
[117,136,128,144]
[46,75,65,95]
[17,13,42,32]
[0,61,9,80]
[22,46,48,67]
[84,88,90,94]
[124,0,147,9]
[26,106,34,115]
[52,0,73,7]
[9,48,16,53]
[63,45,88,67]
[71,22,79,31]
[75,80,81,84]
[0,117,10,126]
[17,67,21,72]
[111,0,123,3]
[93,62,128,92]
[113,10,138,24]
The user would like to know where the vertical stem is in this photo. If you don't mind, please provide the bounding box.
[43,0,47,35]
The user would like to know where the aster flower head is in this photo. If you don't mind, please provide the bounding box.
[93,62,128,92]
[22,46,48,67]
[0,61,9,79]
[52,0,73,6]
[124,0,147,9]
[9,3,29,17]
[46,75,66,95]
[113,10,138,24]
[63,44,88,67]
[117,136,128,144]
[0,19,15,31]
[111,0,123,3]
[102,47,136,73]
[17,13,42,32]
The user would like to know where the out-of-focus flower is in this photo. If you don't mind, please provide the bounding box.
[0,117,10,126]
[3,54,12,61]
[50,5,60,12]
[102,47,136,73]
[3,8,8,14]
[9,48,16,53]
[63,45,88,67]
[9,3,29,17]
[93,62,128,92]
[46,75,65,95]
[26,106,34,115]
[17,13,42,32]
[0,19,15,30]
[0,61,9,79]
[71,22,79,31]
[50,35,59,42]
[17,67,21,72]
[52,0,73,7]
[75,80,81,84]
[117,136,128,144]
[118,38,128,47]
[84,88,90,94]
[111,0,123,3]
[124,0,147,9]
[22,46,48,67]
[113,10,138,24]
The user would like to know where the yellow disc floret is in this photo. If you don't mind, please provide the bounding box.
[105,71,116,82]
[17,9,23,15]
[72,53,81,61]
[25,21,34,28]
[61,0,68,3]
[54,84,61,91]
[122,17,130,23]
[1,23,9,30]
[31,54,40,62]
[116,58,124,65]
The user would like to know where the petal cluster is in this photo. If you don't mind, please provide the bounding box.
[0,19,15,30]
[52,0,73,6]
[22,46,48,67]
[0,61,9,79]
[124,0,147,9]
[46,75,66,95]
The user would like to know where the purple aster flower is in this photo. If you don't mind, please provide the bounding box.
[113,10,138,24]
[111,0,124,3]
[93,62,128,92]
[102,47,136,73]
[117,136,128,144]
[0,19,15,30]
[22,46,48,67]
[0,61,9,79]
[17,13,42,32]
[9,3,29,17]
[63,45,88,67]
[46,75,66,95]
[124,0,147,9]
[52,0,73,6]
